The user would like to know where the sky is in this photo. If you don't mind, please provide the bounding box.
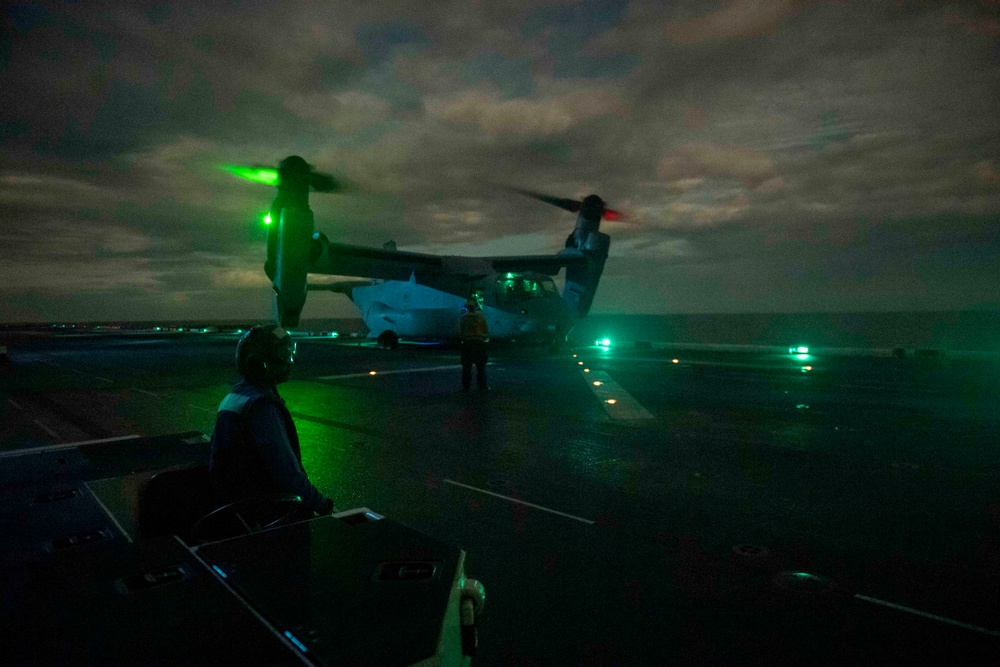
[1,0,999,323]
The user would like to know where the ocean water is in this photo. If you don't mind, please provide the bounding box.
[568,311,1000,353]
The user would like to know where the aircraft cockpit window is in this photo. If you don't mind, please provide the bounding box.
[496,275,557,302]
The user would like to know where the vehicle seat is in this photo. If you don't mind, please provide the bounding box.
[136,464,217,543]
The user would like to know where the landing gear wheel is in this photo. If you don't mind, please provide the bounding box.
[377,330,399,350]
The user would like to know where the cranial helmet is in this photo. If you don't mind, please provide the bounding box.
[236,324,296,383]
[464,298,479,311]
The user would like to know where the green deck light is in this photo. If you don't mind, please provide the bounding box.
[600,338,611,346]
[263,212,272,225]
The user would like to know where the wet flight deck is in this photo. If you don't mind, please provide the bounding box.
[2,330,999,665]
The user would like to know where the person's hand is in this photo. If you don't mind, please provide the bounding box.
[316,497,337,515]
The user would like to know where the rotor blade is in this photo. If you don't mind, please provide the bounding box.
[506,186,582,213]
[222,163,357,194]
[221,164,279,186]
[309,171,357,194]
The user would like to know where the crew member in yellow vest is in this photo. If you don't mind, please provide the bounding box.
[459,297,489,392]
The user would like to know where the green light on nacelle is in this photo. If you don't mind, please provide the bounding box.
[598,338,611,347]
[263,213,272,225]
[789,346,809,354]
[222,164,279,186]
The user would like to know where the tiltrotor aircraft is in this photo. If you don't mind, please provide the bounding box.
[225,156,623,348]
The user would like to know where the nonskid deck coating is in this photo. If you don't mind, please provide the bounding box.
[2,332,999,664]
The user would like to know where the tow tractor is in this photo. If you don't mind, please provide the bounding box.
[0,431,485,666]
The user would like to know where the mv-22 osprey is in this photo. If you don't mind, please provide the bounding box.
[226,156,623,347]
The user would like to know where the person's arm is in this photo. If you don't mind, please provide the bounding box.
[247,402,334,514]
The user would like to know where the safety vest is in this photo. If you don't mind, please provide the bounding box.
[208,379,303,502]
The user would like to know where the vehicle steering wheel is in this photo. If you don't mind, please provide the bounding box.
[190,494,307,543]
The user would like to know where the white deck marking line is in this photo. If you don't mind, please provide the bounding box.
[189,404,215,413]
[318,364,463,380]
[95,376,114,383]
[442,479,595,525]
[853,594,1000,637]
[133,388,160,397]
[585,370,654,421]
[32,419,61,440]
[0,434,141,458]
[7,398,61,441]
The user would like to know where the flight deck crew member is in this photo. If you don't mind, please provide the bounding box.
[209,325,335,519]
[460,298,489,392]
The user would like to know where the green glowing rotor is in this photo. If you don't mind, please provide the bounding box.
[222,164,280,186]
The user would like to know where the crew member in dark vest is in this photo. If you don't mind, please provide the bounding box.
[209,325,335,518]
[460,297,490,392]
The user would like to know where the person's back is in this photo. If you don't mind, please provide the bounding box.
[209,325,335,516]
[459,299,490,391]
[460,308,489,342]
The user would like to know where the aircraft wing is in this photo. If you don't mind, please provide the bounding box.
[312,243,588,280]
[313,243,445,281]
[484,250,587,276]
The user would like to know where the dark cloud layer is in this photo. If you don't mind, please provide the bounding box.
[1,0,999,322]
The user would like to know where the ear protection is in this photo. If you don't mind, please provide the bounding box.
[236,325,286,382]
[240,352,269,382]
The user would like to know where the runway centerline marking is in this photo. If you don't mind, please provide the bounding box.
[442,479,595,525]
[853,594,1000,637]
[584,370,654,421]
[317,364,462,380]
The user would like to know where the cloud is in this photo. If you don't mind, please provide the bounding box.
[977,160,1000,184]
[657,143,788,192]
[2,1,1000,320]
[665,0,808,46]
[425,88,625,138]
[283,91,392,133]
[210,268,271,289]
[0,174,115,209]
[610,236,694,259]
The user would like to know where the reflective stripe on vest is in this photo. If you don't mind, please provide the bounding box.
[218,392,252,414]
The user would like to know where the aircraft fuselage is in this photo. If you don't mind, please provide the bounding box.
[350,272,573,343]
